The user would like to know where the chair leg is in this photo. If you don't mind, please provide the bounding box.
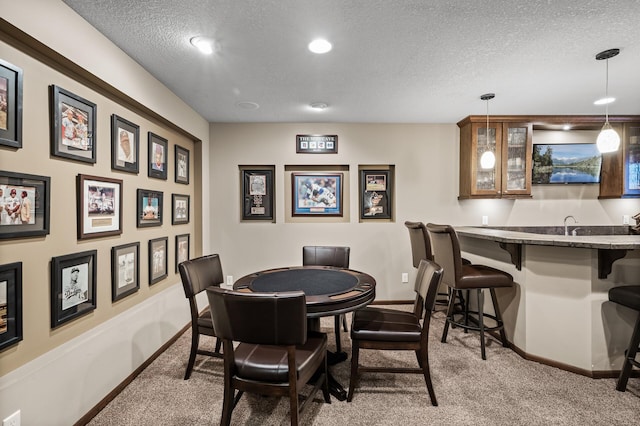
[220,386,235,426]
[477,289,487,360]
[289,384,299,426]
[184,329,199,380]
[342,314,348,332]
[334,316,342,353]
[616,313,640,392]
[347,342,360,402]
[415,347,438,406]
[490,288,508,347]
[441,289,456,343]
[215,337,222,354]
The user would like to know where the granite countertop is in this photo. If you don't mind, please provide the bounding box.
[455,226,640,250]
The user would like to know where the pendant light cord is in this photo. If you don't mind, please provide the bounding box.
[604,58,610,123]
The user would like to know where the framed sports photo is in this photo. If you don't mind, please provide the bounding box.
[241,167,274,221]
[49,85,96,163]
[111,242,140,302]
[149,237,168,285]
[77,174,123,240]
[175,145,190,184]
[292,172,343,216]
[148,132,168,180]
[175,233,190,273]
[0,171,50,239]
[0,59,23,149]
[137,189,163,228]
[360,169,393,220]
[51,250,97,328]
[0,262,22,351]
[171,194,190,225]
[111,114,140,173]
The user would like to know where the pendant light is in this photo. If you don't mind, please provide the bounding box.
[480,93,496,169]
[595,48,620,153]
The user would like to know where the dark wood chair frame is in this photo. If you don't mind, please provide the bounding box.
[608,285,640,392]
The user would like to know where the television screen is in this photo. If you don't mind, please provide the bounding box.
[532,143,602,184]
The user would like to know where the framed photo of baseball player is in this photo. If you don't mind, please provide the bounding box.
[148,132,168,180]
[50,250,97,328]
[0,59,23,149]
[292,172,343,216]
[175,145,190,184]
[175,233,190,273]
[148,237,168,285]
[0,171,50,240]
[77,174,123,240]
[359,168,393,220]
[111,114,140,174]
[171,193,190,225]
[137,189,163,228]
[49,85,96,163]
[241,166,275,221]
[0,262,22,351]
[111,242,140,302]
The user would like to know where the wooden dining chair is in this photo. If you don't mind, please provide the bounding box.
[347,259,443,406]
[302,245,350,352]
[206,286,330,426]
[178,254,224,379]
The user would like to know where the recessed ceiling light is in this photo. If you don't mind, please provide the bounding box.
[594,97,615,105]
[310,102,329,110]
[190,36,216,55]
[236,101,260,110]
[308,39,332,54]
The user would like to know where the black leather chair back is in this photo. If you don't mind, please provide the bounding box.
[425,223,464,289]
[302,246,350,268]
[179,254,224,298]
[404,221,433,267]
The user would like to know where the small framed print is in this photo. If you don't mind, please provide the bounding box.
[296,134,338,154]
[0,171,50,240]
[241,166,274,221]
[149,237,168,285]
[0,59,23,149]
[0,262,22,351]
[137,189,163,227]
[148,132,168,180]
[49,85,96,163]
[111,242,140,302]
[175,233,190,272]
[175,145,190,184]
[77,174,123,240]
[172,194,190,225]
[360,169,393,220]
[111,114,139,173]
[51,250,97,328]
[292,172,343,216]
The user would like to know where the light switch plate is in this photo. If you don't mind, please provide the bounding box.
[401,272,409,283]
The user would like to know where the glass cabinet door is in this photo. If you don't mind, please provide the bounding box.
[502,122,532,196]
[472,122,502,195]
[624,123,640,197]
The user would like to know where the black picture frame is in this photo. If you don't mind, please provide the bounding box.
[111,114,140,174]
[137,189,163,228]
[49,85,96,163]
[51,250,97,328]
[0,171,50,240]
[296,134,338,154]
[175,145,190,184]
[359,169,393,219]
[175,233,190,273]
[292,172,343,216]
[77,174,123,240]
[149,237,168,285]
[0,262,22,351]
[241,167,274,221]
[148,132,168,180]
[171,194,190,225]
[0,59,23,149]
[111,242,140,302]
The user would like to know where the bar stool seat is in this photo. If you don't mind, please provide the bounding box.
[608,285,640,392]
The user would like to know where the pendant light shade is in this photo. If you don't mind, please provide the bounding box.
[480,93,496,169]
[595,48,620,153]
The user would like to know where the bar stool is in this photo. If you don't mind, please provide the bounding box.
[608,285,640,392]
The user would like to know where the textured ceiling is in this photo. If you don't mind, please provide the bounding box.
[62,0,640,123]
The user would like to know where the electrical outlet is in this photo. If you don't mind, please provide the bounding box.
[623,215,630,225]
[3,410,21,426]
[226,275,233,286]
[401,272,409,283]
[482,216,489,226]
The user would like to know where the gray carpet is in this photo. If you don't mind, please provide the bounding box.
[87,307,640,425]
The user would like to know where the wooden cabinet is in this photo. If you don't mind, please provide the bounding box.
[458,116,532,199]
[600,122,640,198]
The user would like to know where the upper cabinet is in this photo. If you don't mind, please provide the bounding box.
[600,122,640,198]
[458,116,532,199]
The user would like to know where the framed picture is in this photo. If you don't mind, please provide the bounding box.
[360,169,393,219]
[0,59,23,149]
[292,172,343,216]
[49,85,96,163]
[171,194,190,225]
[0,262,22,351]
[51,250,97,328]
[0,171,50,240]
[148,132,168,180]
[77,174,123,239]
[296,134,338,154]
[149,237,168,285]
[175,145,190,184]
[111,242,140,302]
[175,233,190,272]
[111,114,140,173]
[137,189,163,228]
[241,167,274,221]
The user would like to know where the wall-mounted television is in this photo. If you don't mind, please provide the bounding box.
[532,143,602,184]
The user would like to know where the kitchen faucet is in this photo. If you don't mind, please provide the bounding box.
[564,215,578,236]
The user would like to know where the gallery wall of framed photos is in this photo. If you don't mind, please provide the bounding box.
[0,40,198,372]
